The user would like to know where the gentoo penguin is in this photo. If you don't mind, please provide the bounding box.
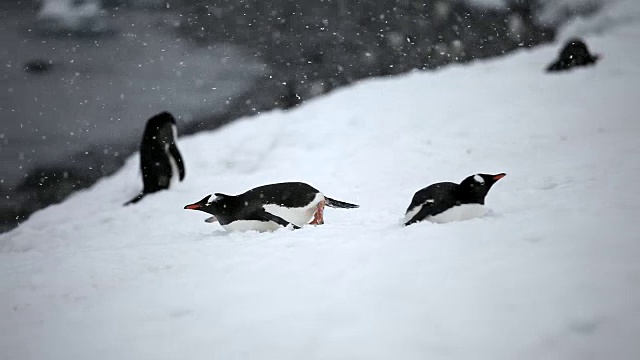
[546,38,600,72]
[184,182,359,232]
[125,111,185,205]
[403,173,506,226]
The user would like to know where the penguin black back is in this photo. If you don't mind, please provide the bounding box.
[546,38,600,72]
[125,111,185,205]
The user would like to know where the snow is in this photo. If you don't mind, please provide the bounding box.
[37,0,106,33]
[559,0,640,39]
[3,5,640,360]
[468,0,625,28]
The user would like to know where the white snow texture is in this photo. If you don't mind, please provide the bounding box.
[2,4,640,360]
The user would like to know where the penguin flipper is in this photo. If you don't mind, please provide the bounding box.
[545,60,564,72]
[258,210,301,230]
[169,144,186,181]
[124,193,146,206]
[404,203,436,226]
[204,216,218,223]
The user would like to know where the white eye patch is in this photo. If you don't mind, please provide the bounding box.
[206,195,224,206]
[473,174,485,184]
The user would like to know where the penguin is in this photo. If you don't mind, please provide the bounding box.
[278,81,302,110]
[23,59,54,74]
[184,182,359,232]
[125,111,185,205]
[403,173,506,226]
[546,38,600,72]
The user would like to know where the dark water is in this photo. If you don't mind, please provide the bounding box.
[0,6,265,189]
[0,4,272,232]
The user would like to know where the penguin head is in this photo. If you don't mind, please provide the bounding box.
[184,193,232,217]
[457,173,506,204]
[143,111,178,145]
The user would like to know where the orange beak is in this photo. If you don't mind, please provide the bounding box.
[184,194,212,210]
[493,173,506,181]
[184,203,201,210]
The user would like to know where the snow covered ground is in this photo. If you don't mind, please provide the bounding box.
[2,3,640,359]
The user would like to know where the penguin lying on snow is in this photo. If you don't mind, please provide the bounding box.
[125,111,185,205]
[184,182,359,232]
[546,38,600,73]
[404,173,506,226]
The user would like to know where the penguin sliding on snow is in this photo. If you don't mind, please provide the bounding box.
[403,173,506,226]
[184,182,359,232]
[125,111,185,205]
[546,38,600,73]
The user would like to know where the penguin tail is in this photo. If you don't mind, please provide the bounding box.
[124,193,146,206]
[325,197,359,209]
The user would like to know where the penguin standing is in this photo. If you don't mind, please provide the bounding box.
[184,182,359,232]
[546,38,600,72]
[404,173,506,226]
[125,111,185,205]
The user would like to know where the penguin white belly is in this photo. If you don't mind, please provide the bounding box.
[165,144,180,187]
[221,220,282,233]
[263,192,323,227]
[427,204,487,224]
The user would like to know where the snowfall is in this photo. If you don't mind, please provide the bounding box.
[2,2,640,359]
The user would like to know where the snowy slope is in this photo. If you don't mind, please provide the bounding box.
[2,8,640,360]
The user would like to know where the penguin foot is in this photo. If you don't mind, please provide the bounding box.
[309,200,325,225]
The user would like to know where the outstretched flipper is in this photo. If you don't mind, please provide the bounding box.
[325,197,359,209]
[258,210,301,229]
[124,193,146,206]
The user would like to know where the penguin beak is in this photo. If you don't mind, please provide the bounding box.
[184,202,201,210]
[184,194,212,210]
[492,173,506,181]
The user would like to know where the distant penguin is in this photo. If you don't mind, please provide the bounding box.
[546,38,600,72]
[125,111,185,205]
[184,182,359,232]
[23,59,54,74]
[404,173,506,226]
[279,81,302,109]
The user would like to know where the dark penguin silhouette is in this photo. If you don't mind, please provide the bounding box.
[23,59,54,74]
[184,182,359,232]
[404,173,506,226]
[125,111,185,205]
[546,38,600,72]
[278,81,302,109]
